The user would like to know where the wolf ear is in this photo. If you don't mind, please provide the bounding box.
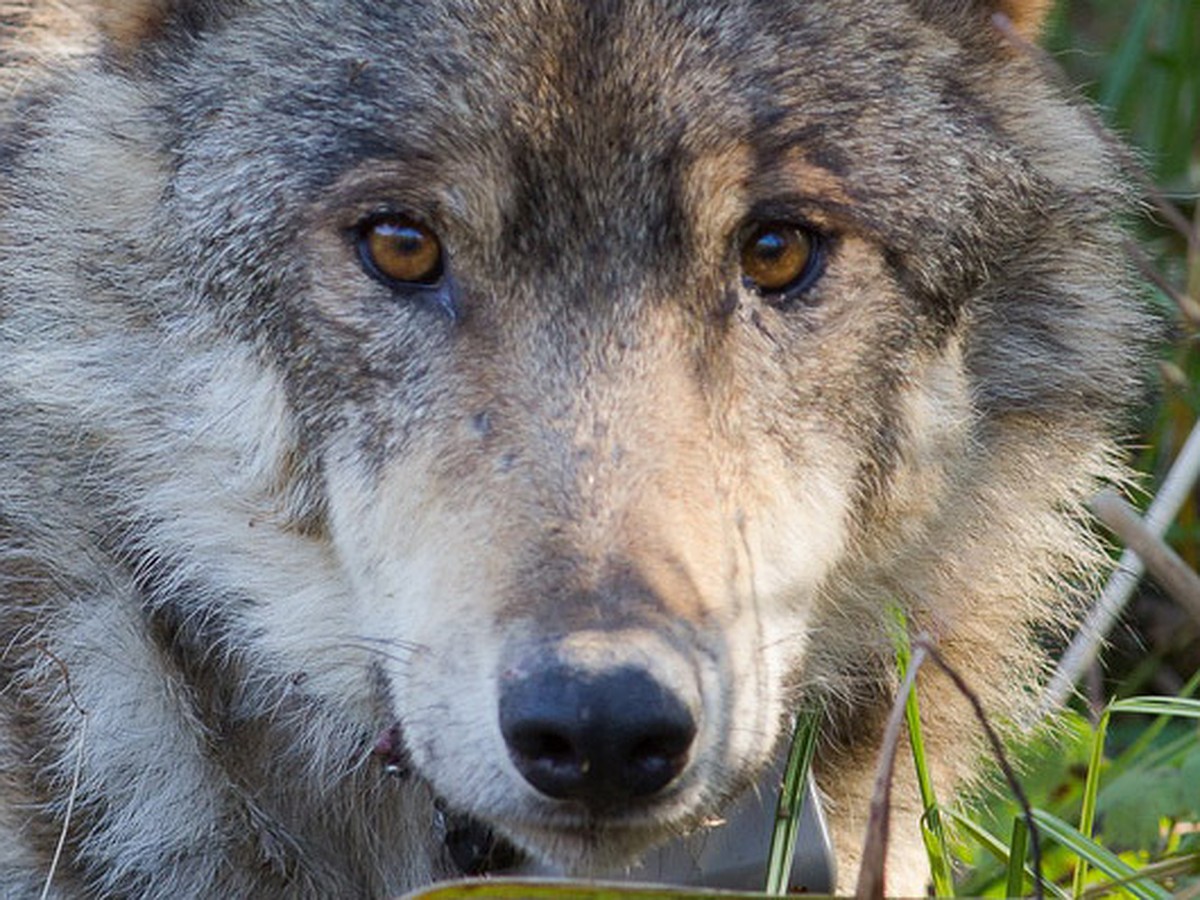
[914,0,1054,40]
[991,0,1054,38]
[93,0,231,54]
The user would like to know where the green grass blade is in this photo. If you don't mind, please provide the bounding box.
[1007,816,1029,899]
[1108,697,1200,720]
[888,608,954,896]
[939,807,1070,900]
[919,812,955,898]
[764,710,820,896]
[1098,0,1156,112]
[1114,672,1200,766]
[1079,855,1200,900]
[1032,810,1172,900]
[1072,709,1109,898]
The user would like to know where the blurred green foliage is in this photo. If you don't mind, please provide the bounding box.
[952,6,1200,896]
[1049,0,1200,685]
[958,705,1200,897]
[1047,0,1199,189]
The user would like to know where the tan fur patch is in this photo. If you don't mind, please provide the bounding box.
[774,157,852,208]
[683,143,752,243]
[998,0,1053,38]
[93,0,175,52]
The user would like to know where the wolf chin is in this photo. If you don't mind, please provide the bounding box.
[0,0,1150,896]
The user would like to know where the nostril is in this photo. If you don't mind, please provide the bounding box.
[627,727,694,788]
[621,716,695,797]
[518,729,576,767]
[504,723,585,799]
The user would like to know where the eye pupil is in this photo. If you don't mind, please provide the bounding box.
[753,231,789,262]
[361,217,443,285]
[740,223,817,296]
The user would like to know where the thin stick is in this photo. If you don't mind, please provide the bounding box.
[855,644,928,900]
[1040,419,1200,718]
[915,638,1045,900]
[1090,489,1200,628]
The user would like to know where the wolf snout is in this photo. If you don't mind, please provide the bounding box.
[499,663,698,810]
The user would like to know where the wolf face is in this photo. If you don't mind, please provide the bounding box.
[200,2,878,866]
[0,0,1149,895]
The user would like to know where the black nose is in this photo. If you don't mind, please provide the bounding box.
[499,664,697,809]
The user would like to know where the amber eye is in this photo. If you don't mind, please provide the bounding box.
[740,222,822,298]
[359,216,444,286]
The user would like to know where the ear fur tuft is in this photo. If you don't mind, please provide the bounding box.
[996,0,1054,38]
[93,0,176,50]
[92,0,229,54]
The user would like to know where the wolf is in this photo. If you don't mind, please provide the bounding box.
[0,0,1151,896]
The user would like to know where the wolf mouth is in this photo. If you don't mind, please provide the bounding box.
[435,772,706,873]
[432,796,687,877]
[376,715,698,868]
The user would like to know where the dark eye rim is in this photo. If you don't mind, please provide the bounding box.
[739,220,828,305]
[355,213,446,289]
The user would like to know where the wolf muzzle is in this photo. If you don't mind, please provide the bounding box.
[499,646,700,811]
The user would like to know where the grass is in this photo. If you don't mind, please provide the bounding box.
[889,610,955,897]
[954,689,1200,899]
[876,634,1199,899]
[763,709,821,895]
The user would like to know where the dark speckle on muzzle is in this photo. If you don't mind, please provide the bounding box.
[499,664,697,810]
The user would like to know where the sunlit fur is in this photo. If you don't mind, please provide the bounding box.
[1,1,1151,896]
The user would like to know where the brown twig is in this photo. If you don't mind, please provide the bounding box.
[914,637,1046,900]
[855,643,927,900]
[1090,489,1200,629]
[34,644,88,716]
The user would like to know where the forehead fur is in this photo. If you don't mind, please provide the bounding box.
[143,0,1069,309]
[92,0,1054,53]
[151,0,1035,208]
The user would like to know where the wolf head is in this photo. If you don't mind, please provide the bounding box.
[5,0,1146,880]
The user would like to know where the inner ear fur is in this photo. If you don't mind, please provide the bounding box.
[995,0,1054,38]
[911,0,1055,41]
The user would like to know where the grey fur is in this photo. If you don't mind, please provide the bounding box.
[1,1,1152,896]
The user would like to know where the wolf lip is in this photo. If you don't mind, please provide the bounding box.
[371,722,411,778]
